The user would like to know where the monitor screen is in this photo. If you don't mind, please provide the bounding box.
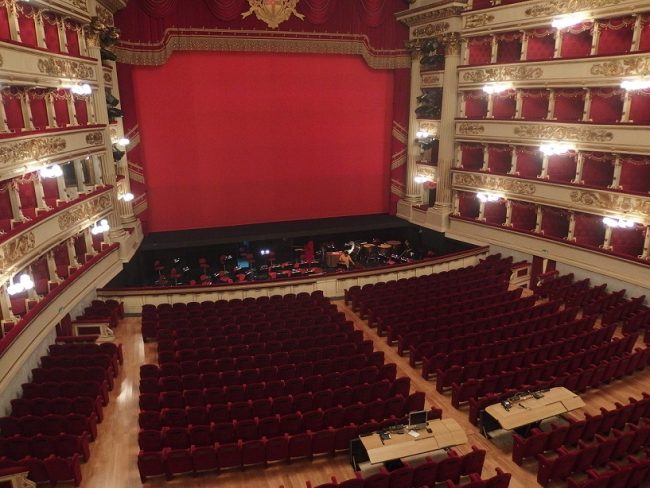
[237,258,250,269]
[408,410,427,427]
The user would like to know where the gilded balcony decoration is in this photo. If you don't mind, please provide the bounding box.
[590,56,650,77]
[96,3,114,26]
[37,57,94,79]
[525,0,625,17]
[241,0,304,29]
[85,132,104,146]
[457,123,485,135]
[462,66,543,83]
[513,126,614,143]
[0,232,36,270]
[58,193,112,231]
[398,6,465,27]
[413,22,450,38]
[453,172,537,195]
[464,13,494,29]
[570,191,650,219]
[0,137,67,168]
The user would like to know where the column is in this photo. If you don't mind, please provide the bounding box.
[66,95,78,126]
[553,30,563,58]
[610,155,622,188]
[621,91,632,123]
[582,89,593,122]
[486,93,495,118]
[573,152,585,183]
[481,145,489,171]
[433,32,462,212]
[0,283,17,325]
[514,90,523,119]
[20,92,35,131]
[590,22,601,56]
[44,92,56,128]
[539,154,550,179]
[546,89,556,120]
[602,226,613,250]
[504,200,513,226]
[631,15,643,51]
[520,32,529,61]
[7,1,20,42]
[57,18,68,53]
[46,251,60,283]
[490,36,498,63]
[84,227,97,256]
[34,11,46,49]
[404,40,423,203]
[55,174,68,202]
[91,156,104,186]
[461,38,469,65]
[455,144,463,168]
[641,226,650,259]
[452,191,460,215]
[85,96,97,124]
[33,176,48,210]
[458,92,466,118]
[478,200,486,221]
[509,146,518,175]
[73,159,87,193]
[534,205,543,233]
[567,211,576,240]
[0,100,9,132]
[7,182,25,221]
[66,238,80,267]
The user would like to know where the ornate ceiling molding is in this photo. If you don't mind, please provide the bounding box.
[0,137,67,168]
[524,0,625,17]
[462,66,543,83]
[570,191,650,219]
[513,125,614,143]
[453,172,537,195]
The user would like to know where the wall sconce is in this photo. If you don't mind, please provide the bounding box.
[603,217,635,229]
[551,12,590,29]
[539,142,576,156]
[476,192,504,202]
[620,79,650,91]
[7,274,34,296]
[482,83,512,94]
[69,84,92,95]
[119,192,134,202]
[91,219,110,235]
[112,144,125,162]
[112,137,130,147]
[39,164,63,178]
[415,129,436,152]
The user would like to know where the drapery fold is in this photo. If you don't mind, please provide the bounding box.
[203,0,247,21]
[304,0,337,25]
[137,0,178,18]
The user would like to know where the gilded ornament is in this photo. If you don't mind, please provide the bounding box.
[71,0,87,9]
[513,125,613,142]
[413,22,450,38]
[421,73,442,86]
[462,66,543,83]
[0,137,66,167]
[457,123,485,135]
[0,232,36,270]
[0,53,3,67]
[103,71,112,84]
[57,194,112,231]
[441,32,461,55]
[37,57,93,79]
[453,173,537,195]
[95,3,114,26]
[590,56,650,77]
[570,190,650,218]
[242,0,304,29]
[399,7,464,27]
[465,13,494,28]
[416,164,437,179]
[525,0,624,17]
[85,131,104,146]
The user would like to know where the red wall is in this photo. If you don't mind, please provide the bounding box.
[131,52,394,232]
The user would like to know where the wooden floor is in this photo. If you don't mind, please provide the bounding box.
[77,299,650,488]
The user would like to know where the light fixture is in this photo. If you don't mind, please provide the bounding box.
[260,249,270,256]
[415,129,436,152]
[603,217,635,229]
[39,164,63,178]
[551,12,590,29]
[476,192,504,202]
[620,79,650,91]
[7,274,34,296]
[539,143,576,156]
[70,84,92,95]
[482,83,512,95]
[112,144,125,162]
[414,175,429,184]
[119,192,134,202]
[91,219,110,235]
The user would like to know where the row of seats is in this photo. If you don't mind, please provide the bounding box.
[433,321,612,388]
[21,380,108,407]
[407,301,568,365]
[567,452,650,488]
[39,354,117,379]
[602,296,646,325]
[0,413,97,440]
[0,432,89,462]
[0,454,81,486]
[450,338,641,407]
[514,395,650,464]
[31,366,113,390]
[48,341,122,365]
[9,397,101,426]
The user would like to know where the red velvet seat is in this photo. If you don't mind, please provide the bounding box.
[191,445,218,473]
[163,447,193,479]
[137,450,166,483]
[44,453,82,486]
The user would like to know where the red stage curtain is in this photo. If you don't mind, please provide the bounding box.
[492,90,516,119]
[137,0,179,18]
[510,200,536,230]
[541,207,569,238]
[582,152,614,187]
[597,17,634,55]
[3,90,25,132]
[484,200,506,225]
[457,191,480,218]
[0,4,10,41]
[640,17,650,52]
[547,153,577,182]
[516,148,542,178]
[304,0,338,24]
[610,227,645,257]
[560,23,593,58]
[52,90,70,127]
[520,89,549,120]
[64,21,81,56]
[131,52,392,231]
[28,90,49,130]
[359,0,385,28]
[467,36,492,65]
[619,157,650,193]
[487,145,512,174]
[389,68,409,213]
[628,89,650,124]
[554,89,585,121]
[204,0,247,21]
[464,91,488,118]
[73,97,88,125]
[42,13,61,52]
[17,4,37,47]
[573,212,605,247]
[496,32,522,63]
[525,28,555,60]
[460,144,484,170]
[590,88,623,123]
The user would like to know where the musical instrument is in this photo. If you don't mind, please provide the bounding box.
[385,240,401,252]
[325,251,341,268]
[378,243,392,257]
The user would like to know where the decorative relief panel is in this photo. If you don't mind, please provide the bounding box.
[525,0,625,17]
[37,57,94,80]
[457,123,485,135]
[421,71,443,87]
[464,13,494,28]
[462,66,543,83]
[416,164,437,179]
[591,56,650,77]
[58,194,112,231]
[413,22,450,38]
[570,191,650,219]
[453,172,537,195]
[513,126,614,143]
[95,3,114,26]
[0,232,36,270]
[85,132,104,146]
[0,137,66,167]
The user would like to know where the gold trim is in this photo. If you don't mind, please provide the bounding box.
[85,131,104,146]
[570,190,650,219]
[0,232,36,270]
[71,0,87,9]
[441,32,461,55]
[525,0,624,17]
[590,56,650,77]
[37,57,94,79]
[457,122,485,135]
[103,70,113,84]
[422,72,442,86]
[513,125,614,142]
[464,13,494,29]
[453,172,537,195]
[0,137,67,167]
[116,30,410,69]
[413,22,450,38]
[242,0,304,29]
[398,6,465,27]
[57,193,112,231]
[95,3,114,26]
[416,164,437,179]
[462,66,543,83]
[0,53,3,67]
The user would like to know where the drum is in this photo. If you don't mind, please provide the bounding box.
[326,251,341,268]
[378,243,392,257]
[385,240,401,251]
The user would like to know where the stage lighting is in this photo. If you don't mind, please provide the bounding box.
[100,48,117,61]
[112,144,125,162]
[105,91,120,107]
[107,107,123,119]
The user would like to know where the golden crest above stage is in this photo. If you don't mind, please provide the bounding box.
[242,0,305,29]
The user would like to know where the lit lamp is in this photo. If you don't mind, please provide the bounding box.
[539,143,576,156]
[69,84,92,95]
[119,192,134,202]
[476,192,504,202]
[620,79,650,91]
[91,219,110,235]
[39,164,63,178]
[551,12,590,29]
[415,129,436,153]
[482,83,512,95]
[7,274,34,296]
[603,216,635,228]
